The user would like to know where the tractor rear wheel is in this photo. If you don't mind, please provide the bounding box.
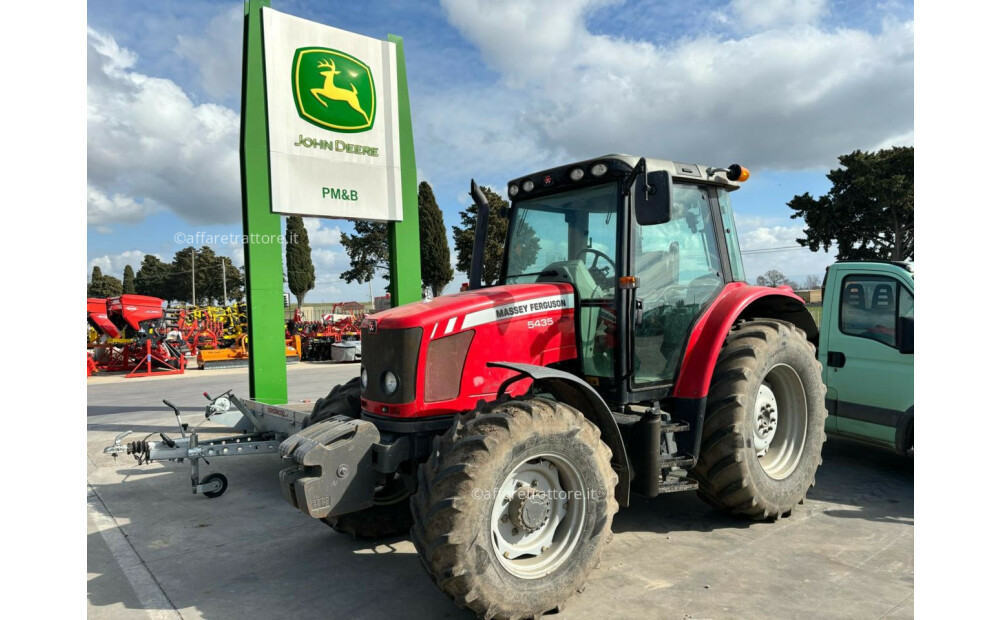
[309,376,413,538]
[692,319,826,520]
[411,397,617,618]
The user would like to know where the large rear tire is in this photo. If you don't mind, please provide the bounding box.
[308,376,413,538]
[692,319,826,520]
[411,397,618,619]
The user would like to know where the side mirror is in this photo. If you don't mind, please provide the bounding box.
[634,170,672,226]
[898,316,914,354]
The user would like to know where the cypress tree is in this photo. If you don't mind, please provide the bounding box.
[285,216,315,307]
[122,265,136,294]
[418,181,454,296]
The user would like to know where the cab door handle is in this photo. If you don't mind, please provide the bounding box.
[827,351,846,368]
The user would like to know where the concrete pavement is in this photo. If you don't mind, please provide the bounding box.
[87,363,913,619]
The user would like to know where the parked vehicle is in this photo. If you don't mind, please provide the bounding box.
[273,154,829,618]
[817,261,914,454]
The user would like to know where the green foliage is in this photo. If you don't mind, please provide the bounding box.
[789,146,914,261]
[135,255,172,299]
[453,187,538,286]
[755,269,799,289]
[285,216,315,307]
[88,266,123,298]
[339,220,388,285]
[417,181,454,296]
[122,265,136,294]
[163,247,244,304]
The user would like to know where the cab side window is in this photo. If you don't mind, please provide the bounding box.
[839,275,910,348]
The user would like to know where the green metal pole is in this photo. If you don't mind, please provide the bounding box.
[387,34,422,308]
[240,0,287,404]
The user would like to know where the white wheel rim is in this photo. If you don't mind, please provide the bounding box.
[490,453,586,579]
[755,363,808,480]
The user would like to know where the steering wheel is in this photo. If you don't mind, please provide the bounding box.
[575,248,616,289]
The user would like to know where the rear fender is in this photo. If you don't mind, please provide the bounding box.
[487,362,631,508]
[674,283,817,400]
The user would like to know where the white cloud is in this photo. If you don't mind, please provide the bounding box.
[87,185,156,226]
[88,250,158,278]
[440,0,912,171]
[87,28,241,226]
[174,5,244,99]
[739,223,836,282]
[729,0,828,31]
[301,218,344,247]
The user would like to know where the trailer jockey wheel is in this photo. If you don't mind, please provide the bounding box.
[201,473,228,498]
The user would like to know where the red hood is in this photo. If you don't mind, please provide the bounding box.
[369,283,575,332]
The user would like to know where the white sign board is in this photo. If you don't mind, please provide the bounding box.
[262,8,402,221]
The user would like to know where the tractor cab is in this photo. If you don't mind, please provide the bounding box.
[497,155,749,405]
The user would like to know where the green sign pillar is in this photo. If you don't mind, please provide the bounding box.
[240,0,287,404]
[387,34,422,307]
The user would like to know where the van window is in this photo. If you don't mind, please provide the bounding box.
[839,275,910,348]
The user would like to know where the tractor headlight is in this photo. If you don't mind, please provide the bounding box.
[522,179,535,193]
[383,370,399,395]
[360,367,368,389]
[591,163,608,177]
[508,184,519,198]
[569,167,585,181]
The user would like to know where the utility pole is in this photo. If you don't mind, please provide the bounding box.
[368,279,374,309]
[191,248,196,306]
[221,258,228,305]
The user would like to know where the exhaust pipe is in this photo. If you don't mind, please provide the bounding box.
[468,179,490,291]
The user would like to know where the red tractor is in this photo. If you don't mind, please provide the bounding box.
[279,155,825,618]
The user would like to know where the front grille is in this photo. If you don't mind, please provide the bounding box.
[361,327,422,404]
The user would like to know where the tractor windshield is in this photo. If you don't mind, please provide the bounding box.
[503,183,619,298]
[503,182,620,378]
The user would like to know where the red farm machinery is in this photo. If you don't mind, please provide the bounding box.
[87,295,185,377]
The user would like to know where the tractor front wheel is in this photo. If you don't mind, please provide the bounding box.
[692,319,826,520]
[411,397,618,618]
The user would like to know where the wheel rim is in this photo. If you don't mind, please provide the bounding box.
[754,363,808,480]
[373,475,409,506]
[490,453,586,579]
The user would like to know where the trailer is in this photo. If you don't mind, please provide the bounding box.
[104,390,313,497]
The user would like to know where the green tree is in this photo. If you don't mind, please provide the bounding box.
[135,254,172,300]
[122,265,136,294]
[789,146,914,261]
[220,258,245,303]
[453,187,539,286]
[755,269,799,289]
[168,247,213,304]
[285,216,315,307]
[417,181,454,296]
[88,266,103,297]
[339,220,389,285]
[88,266,123,298]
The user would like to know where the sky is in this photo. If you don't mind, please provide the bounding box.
[86,0,914,303]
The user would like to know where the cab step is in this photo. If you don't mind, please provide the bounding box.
[658,475,699,494]
[662,420,690,434]
[660,455,695,469]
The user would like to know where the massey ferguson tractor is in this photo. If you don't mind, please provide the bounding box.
[278,155,826,618]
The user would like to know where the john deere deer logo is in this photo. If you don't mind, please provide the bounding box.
[292,47,376,133]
